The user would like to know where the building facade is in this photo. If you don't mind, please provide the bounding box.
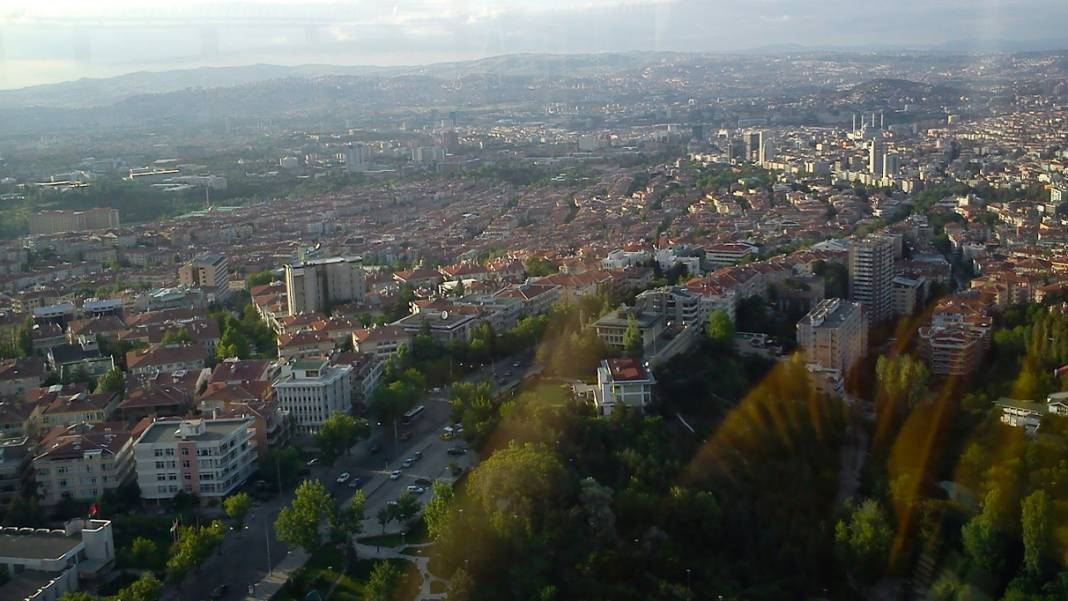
[848,236,895,323]
[133,417,257,501]
[272,359,352,434]
[285,256,367,316]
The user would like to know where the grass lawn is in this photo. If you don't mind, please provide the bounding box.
[276,549,423,601]
[430,580,447,594]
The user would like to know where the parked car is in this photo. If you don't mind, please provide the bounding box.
[414,450,423,460]
[336,472,350,484]
[406,485,425,494]
[447,447,468,456]
[390,470,401,480]
[348,477,362,489]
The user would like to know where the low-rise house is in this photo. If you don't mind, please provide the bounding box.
[126,344,206,376]
[0,358,46,398]
[0,401,34,438]
[33,423,135,506]
[46,341,115,381]
[118,385,194,423]
[276,330,335,361]
[32,391,120,433]
[995,396,1068,435]
[593,358,656,416]
[352,325,413,360]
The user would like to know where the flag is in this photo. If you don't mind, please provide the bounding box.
[89,503,98,518]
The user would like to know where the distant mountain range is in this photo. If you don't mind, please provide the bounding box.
[0,53,676,110]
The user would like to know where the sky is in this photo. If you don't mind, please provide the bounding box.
[1,0,1067,90]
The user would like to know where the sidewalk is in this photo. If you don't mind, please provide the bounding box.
[245,548,310,601]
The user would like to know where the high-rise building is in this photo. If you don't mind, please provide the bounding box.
[285,256,367,315]
[272,358,352,433]
[178,253,231,302]
[849,236,895,323]
[745,131,761,162]
[758,132,775,165]
[441,130,460,153]
[882,153,901,178]
[797,299,868,375]
[869,139,886,176]
[344,143,370,173]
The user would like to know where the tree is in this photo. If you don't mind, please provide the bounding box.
[467,442,565,540]
[315,414,369,464]
[705,309,735,348]
[447,567,474,601]
[834,498,894,582]
[329,490,367,543]
[258,447,303,491]
[247,269,276,288]
[364,561,403,601]
[17,317,33,356]
[95,367,125,399]
[524,256,558,277]
[1021,490,1050,576]
[274,479,335,554]
[160,328,192,345]
[113,572,163,601]
[59,594,98,601]
[224,492,253,530]
[167,521,224,582]
[392,491,421,526]
[623,315,644,359]
[129,536,160,569]
[216,325,250,360]
[377,506,392,534]
[962,516,1002,575]
[424,480,455,541]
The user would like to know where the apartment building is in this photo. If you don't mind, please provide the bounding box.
[352,325,413,359]
[593,358,656,416]
[33,424,134,506]
[285,256,367,315]
[272,358,352,434]
[848,236,895,323]
[178,254,231,302]
[917,295,992,376]
[796,299,868,396]
[133,416,257,501]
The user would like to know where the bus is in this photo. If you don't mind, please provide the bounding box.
[401,404,425,425]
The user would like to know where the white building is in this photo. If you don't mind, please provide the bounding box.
[0,519,115,601]
[133,417,257,501]
[594,358,656,416]
[272,358,353,434]
[797,299,868,397]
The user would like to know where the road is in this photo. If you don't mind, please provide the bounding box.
[170,350,536,601]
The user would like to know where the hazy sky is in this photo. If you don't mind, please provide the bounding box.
[1,0,1066,89]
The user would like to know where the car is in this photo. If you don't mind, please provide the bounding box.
[512,362,520,368]
[414,450,423,460]
[211,584,229,599]
[439,432,454,441]
[305,458,319,467]
[369,442,381,454]
[432,387,442,393]
[505,371,513,377]
[336,472,350,484]
[390,470,401,480]
[447,447,468,456]
[406,485,425,494]
[348,477,362,488]
[402,458,415,468]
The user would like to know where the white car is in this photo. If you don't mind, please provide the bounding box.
[402,458,415,468]
[336,472,350,484]
[406,485,425,494]
[389,470,401,480]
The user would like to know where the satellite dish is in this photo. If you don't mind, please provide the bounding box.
[441,311,449,320]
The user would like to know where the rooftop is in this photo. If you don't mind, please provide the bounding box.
[602,358,654,383]
[0,529,80,561]
[136,417,251,445]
